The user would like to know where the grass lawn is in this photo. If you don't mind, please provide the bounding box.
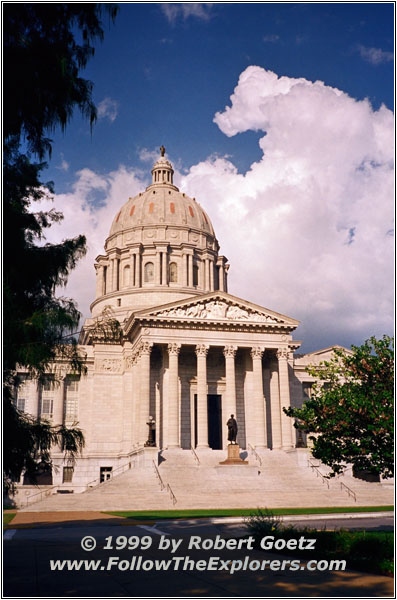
[103,505,393,520]
[3,513,16,525]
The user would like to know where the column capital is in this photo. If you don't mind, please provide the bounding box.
[195,344,209,357]
[277,348,289,360]
[223,345,237,358]
[250,347,264,359]
[137,341,153,357]
[167,343,181,356]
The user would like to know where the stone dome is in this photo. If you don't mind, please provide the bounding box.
[90,149,229,320]
[107,156,215,248]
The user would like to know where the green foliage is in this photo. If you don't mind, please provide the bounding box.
[3,5,117,492]
[4,3,118,158]
[246,511,394,576]
[245,508,282,535]
[285,336,394,478]
[3,390,85,494]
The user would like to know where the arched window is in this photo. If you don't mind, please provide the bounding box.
[169,262,178,283]
[123,265,130,287]
[144,262,154,283]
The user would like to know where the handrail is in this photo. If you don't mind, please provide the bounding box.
[85,448,145,490]
[190,446,200,465]
[21,485,58,506]
[248,444,262,466]
[167,483,177,505]
[340,481,357,502]
[307,459,330,489]
[153,461,165,490]
[86,460,132,490]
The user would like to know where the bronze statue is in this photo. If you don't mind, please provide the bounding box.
[227,414,238,444]
[160,145,166,157]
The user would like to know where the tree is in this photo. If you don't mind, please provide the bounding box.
[284,336,394,479]
[3,4,118,493]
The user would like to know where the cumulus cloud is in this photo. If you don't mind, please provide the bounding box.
[358,45,393,65]
[196,66,392,349]
[97,97,119,122]
[161,3,212,23]
[43,66,393,351]
[56,154,69,171]
[263,34,279,43]
[36,167,148,323]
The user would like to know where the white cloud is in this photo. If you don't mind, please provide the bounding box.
[358,45,393,65]
[97,97,119,122]
[263,34,279,43]
[35,167,148,325]
[161,3,212,23]
[43,66,393,351]
[56,154,69,171]
[138,147,162,163]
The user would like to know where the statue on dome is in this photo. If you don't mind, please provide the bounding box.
[160,145,166,157]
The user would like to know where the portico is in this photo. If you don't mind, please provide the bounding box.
[120,291,301,452]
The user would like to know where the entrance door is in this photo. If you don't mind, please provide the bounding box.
[207,394,222,449]
[193,394,223,449]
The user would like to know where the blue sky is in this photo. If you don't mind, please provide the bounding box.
[41,2,394,352]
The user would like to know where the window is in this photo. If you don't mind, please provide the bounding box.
[41,378,55,418]
[144,262,154,283]
[15,374,29,413]
[193,265,199,287]
[169,262,178,283]
[302,383,312,399]
[16,398,26,412]
[123,264,130,287]
[100,467,113,483]
[65,376,79,422]
[63,467,74,483]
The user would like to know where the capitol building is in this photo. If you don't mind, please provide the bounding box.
[15,150,345,493]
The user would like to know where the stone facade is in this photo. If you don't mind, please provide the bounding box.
[13,151,350,492]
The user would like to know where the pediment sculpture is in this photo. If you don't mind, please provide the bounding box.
[153,300,281,323]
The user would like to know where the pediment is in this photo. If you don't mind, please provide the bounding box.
[131,292,299,329]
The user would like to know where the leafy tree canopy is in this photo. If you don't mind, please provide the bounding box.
[3,4,118,493]
[285,336,394,479]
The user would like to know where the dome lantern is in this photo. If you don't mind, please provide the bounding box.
[150,146,174,186]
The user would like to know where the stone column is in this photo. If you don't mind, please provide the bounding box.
[188,254,194,288]
[167,343,181,448]
[224,264,229,293]
[205,258,210,290]
[112,258,119,291]
[209,259,214,291]
[95,265,103,298]
[131,353,140,446]
[251,347,266,448]
[30,381,40,418]
[139,342,153,446]
[162,251,168,286]
[135,249,141,287]
[155,251,161,286]
[199,259,205,290]
[223,346,237,448]
[195,344,209,448]
[277,348,294,449]
[183,254,188,287]
[53,377,65,426]
[130,253,136,287]
[270,360,282,449]
[219,263,225,291]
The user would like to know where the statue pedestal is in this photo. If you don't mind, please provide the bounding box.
[219,444,248,465]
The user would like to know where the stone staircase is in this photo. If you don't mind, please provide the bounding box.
[17,448,393,511]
